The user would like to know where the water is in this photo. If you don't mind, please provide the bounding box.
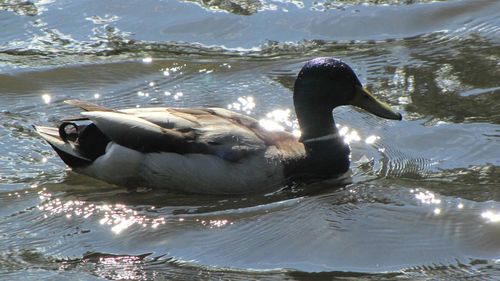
[1,0,499,279]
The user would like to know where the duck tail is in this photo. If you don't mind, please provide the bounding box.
[33,125,92,167]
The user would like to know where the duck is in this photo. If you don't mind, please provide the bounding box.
[35,57,402,194]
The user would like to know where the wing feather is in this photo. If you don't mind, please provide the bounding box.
[61,100,303,162]
[65,99,116,112]
[81,111,198,153]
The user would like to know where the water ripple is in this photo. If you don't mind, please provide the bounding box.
[1,0,499,279]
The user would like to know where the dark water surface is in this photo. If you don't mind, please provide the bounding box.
[1,0,500,279]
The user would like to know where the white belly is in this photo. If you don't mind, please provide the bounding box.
[77,143,285,194]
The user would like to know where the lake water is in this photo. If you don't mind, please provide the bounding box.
[1,0,500,279]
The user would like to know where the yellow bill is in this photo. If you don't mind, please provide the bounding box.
[350,85,402,120]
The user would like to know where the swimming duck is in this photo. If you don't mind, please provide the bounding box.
[35,57,401,194]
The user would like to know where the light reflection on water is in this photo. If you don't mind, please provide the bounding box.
[1,0,499,279]
[93,256,145,281]
[37,189,167,234]
[413,189,442,205]
[34,186,239,236]
[481,210,500,223]
[41,93,51,104]
[227,95,255,114]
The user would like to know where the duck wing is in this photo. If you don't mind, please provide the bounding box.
[64,101,274,162]
[81,111,199,154]
[65,99,116,112]
[160,107,304,161]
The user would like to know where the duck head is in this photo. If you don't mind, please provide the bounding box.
[293,57,401,141]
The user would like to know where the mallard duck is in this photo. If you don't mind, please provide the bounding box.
[35,58,401,194]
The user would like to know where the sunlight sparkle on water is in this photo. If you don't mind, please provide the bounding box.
[199,219,232,228]
[209,219,230,228]
[415,190,441,205]
[344,129,361,144]
[266,109,293,126]
[162,65,184,75]
[198,68,214,74]
[38,192,166,234]
[93,255,146,280]
[173,92,183,100]
[111,217,136,234]
[142,57,153,63]
[41,94,51,104]
[258,108,300,133]
[227,96,255,114]
[481,210,500,223]
[339,126,349,136]
[365,135,380,144]
[334,124,375,144]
